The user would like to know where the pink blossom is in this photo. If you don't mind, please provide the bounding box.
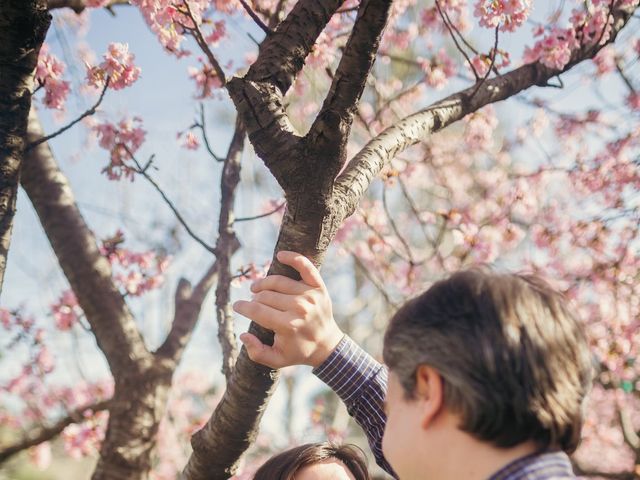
[205,20,226,46]
[188,59,223,98]
[593,46,617,75]
[470,55,491,77]
[473,0,531,32]
[1,308,12,329]
[36,44,71,110]
[523,27,578,70]
[464,105,498,150]
[87,42,141,90]
[51,290,82,331]
[570,5,613,46]
[181,131,200,150]
[36,346,55,374]
[419,49,457,90]
[626,92,640,111]
[93,117,146,181]
[100,231,170,295]
[62,412,107,459]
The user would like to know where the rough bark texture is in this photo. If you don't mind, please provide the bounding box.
[0,0,50,297]
[92,369,173,480]
[214,117,245,380]
[184,1,391,478]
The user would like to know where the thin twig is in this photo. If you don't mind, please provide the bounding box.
[352,254,399,309]
[470,27,500,99]
[436,0,479,80]
[26,79,110,152]
[181,1,227,85]
[382,182,415,264]
[196,103,223,162]
[615,61,636,93]
[235,201,285,222]
[122,146,217,254]
[238,0,272,35]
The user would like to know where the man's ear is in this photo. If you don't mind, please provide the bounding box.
[415,365,444,429]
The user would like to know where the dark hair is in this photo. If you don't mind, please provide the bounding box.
[253,442,370,480]
[383,268,593,453]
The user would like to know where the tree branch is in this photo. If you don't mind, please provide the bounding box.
[214,117,245,380]
[235,200,285,222]
[245,0,345,94]
[124,147,218,255]
[26,78,109,152]
[226,0,347,187]
[0,399,111,464]
[155,262,219,361]
[0,0,50,297]
[180,0,227,86]
[334,3,638,216]
[21,107,152,376]
[238,0,272,35]
[307,0,393,179]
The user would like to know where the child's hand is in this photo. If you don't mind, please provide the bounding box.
[233,251,344,368]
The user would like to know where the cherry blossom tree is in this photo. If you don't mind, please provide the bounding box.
[1,0,639,479]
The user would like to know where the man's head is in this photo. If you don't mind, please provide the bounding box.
[381,269,593,474]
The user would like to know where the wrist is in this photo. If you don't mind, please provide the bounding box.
[309,327,344,368]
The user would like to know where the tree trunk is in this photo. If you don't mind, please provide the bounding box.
[0,0,50,296]
[91,367,173,480]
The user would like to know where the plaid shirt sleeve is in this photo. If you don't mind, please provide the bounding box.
[312,335,396,477]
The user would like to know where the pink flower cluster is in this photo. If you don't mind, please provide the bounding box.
[473,0,531,32]
[62,411,108,459]
[592,46,617,75]
[180,131,200,150]
[1,308,53,375]
[419,49,457,89]
[421,0,471,33]
[100,230,170,296]
[36,44,71,110]
[188,58,224,98]
[51,290,82,330]
[132,0,231,56]
[523,27,579,70]
[87,42,141,90]
[232,261,272,287]
[523,2,617,71]
[464,105,498,150]
[93,116,146,181]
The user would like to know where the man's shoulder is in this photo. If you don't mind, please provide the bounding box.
[489,451,575,480]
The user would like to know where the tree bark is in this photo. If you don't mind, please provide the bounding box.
[0,0,50,297]
[214,117,245,380]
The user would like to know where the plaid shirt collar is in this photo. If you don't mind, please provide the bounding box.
[488,451,574,480]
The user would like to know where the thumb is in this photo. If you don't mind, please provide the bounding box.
[240,332,283,369]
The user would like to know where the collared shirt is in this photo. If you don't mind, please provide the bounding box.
[313,335,576,480]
